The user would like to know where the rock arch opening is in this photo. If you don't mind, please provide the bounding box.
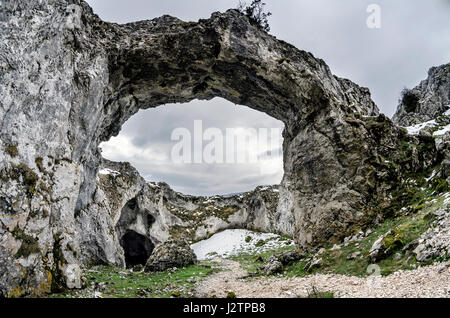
[100,98,285,196]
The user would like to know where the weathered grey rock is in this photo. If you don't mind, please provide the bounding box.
[347,251,361,260]
[305,256,322,272]
[369,230,403,262]
[0,0,442,296]
[259,258,283,275]
[144,240,196,272]
[393,63,450,126]
[413,206,450,263]
[258,250,302,275]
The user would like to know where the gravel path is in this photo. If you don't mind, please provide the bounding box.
[195,258,450,298]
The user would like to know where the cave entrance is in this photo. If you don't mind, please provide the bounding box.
[99,98,284,196]
[120,230,155,268]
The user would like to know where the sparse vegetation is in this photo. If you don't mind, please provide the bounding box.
[5,144,19,157]
[230,188,449,279]
[51,263,217,298]
[230,245,296,274]
[226,291,236,298]
[237,0,272,32]
[307,286,334,298]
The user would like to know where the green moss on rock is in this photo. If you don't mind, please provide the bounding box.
[10,163,39,196]
[5,144,19,157]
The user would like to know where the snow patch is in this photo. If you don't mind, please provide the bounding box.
[403,120,437,135]
[433,124,450,136]
[191,229,293,260]
[98,168,120,177]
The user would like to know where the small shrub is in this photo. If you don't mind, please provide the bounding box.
[245,236,252,243]
[35,157,45,173]
[226,291,236,298]
[171,291,181,297]
[5,144,19,157]
[255,239,265,247]
[307,286,334,298]
[237,0,272,32]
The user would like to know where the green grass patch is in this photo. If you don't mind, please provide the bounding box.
[50,263,218,298]
[306,289,334,298]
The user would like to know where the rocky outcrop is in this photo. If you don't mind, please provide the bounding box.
[412,205,450,262]
[393,63,450,126]
[144,240,196,272]
[369,230,403,262]
[0,0,442,296]
[259,250,302,275]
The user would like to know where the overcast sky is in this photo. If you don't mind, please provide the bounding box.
[87,0,450,195]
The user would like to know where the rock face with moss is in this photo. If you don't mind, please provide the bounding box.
[0,0,444,296]
[393,63,450,127]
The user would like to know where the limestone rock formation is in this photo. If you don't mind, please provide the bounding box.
[369,230,403,262]
[393,63,450,126]
[144,240,196,272]
[412,206,450,262]
[82,158,291,270]
[0,0,443,296]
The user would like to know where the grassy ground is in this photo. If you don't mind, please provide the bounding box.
[50,262,218,298]
[48,184,448,298]
[231,191,449,279]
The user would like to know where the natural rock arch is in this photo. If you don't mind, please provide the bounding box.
[0,0,436,296]
[72,5,383,247]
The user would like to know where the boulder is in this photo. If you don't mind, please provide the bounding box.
[144,240,197,272]
[369,230,403,262]
[258,250,303,275]
[259,259,283,275]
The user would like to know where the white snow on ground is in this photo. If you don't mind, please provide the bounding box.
[98,168,121,177]
[433,124,450,136]
[191,229,294,260]
[403,120,438,135]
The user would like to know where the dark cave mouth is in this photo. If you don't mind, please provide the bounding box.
[120,230,155,268]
